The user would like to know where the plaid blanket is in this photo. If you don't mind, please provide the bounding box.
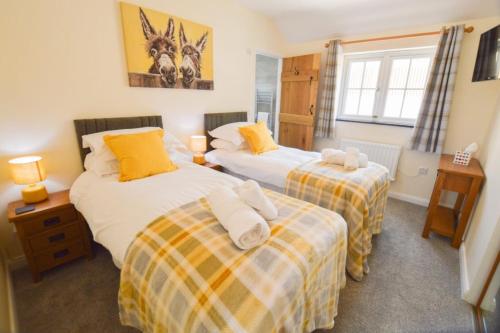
[119,189,347,333]
[285,160,389,281]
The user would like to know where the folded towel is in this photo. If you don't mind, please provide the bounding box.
[321,149,345,165]
[321,148,368,168]
[344,147,360,171]
[207,186,270,250]
[236,180,278,220]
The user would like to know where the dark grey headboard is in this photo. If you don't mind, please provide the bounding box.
[204,112,248,151]
[74,116,163,165]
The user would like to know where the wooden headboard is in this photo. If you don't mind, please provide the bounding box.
[204,112,248,150]
[73,115,163,165]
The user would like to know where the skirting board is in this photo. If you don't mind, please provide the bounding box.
[7,255,27,271]
[388,191,455,209]
[459,243,471,301]
[388,191,429,207]
[1,249,18,333]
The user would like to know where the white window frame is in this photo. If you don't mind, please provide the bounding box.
[337,47,435,127]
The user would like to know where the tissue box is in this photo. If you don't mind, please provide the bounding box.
[453,151,471,166]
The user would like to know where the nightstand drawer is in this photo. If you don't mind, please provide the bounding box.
[29,222,81,252]
[34,239,85,272]
[21,207,77,236]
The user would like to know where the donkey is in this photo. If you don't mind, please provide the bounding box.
[139,8,177,87]
[179,23,209,88]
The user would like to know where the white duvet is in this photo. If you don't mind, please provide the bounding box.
[205,146,320,188]
[70,162,241,268]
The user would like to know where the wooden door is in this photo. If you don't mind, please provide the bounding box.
[279,53,320,150]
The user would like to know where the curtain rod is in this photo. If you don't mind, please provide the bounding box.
[324,26,474,48]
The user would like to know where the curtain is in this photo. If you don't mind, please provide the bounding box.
[409,25,465,153]
[315,40,341,138]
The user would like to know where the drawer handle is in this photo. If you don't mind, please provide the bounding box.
[53,249,69,259]
[48,233,65,242]
[43,216,61,227]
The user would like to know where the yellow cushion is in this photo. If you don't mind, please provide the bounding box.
[239,122,278,154]
[104,129,177,182]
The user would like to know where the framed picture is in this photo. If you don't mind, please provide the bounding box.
[120,2,214,90]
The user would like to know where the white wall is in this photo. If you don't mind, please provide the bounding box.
[0,0,287,260]
[284,16,500,205]
[460,96,500,305]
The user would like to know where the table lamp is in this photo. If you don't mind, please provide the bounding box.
[9,156,48,204]
[190,135,207,164]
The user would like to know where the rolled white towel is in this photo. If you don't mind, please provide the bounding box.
[207,186,270,250]
[322,148,368,168]
[236,180,278,220]
[358,153,368,168]
[344,147,360,171]
[322,149,345,165]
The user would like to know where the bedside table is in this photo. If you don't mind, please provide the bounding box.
[7,190,93,282]
[203,162,222,172]
[422,154,484,248]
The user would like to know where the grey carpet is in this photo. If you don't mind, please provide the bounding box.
[12,198,475,333]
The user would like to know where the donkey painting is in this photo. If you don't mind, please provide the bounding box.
[139,8,178,88]
[179,23,209,88]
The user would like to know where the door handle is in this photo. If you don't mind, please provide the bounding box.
[53,249,69,259]
[309,105,314,115]
[49,233,65,243]
[44,216,60,227]
[294,67,299,75]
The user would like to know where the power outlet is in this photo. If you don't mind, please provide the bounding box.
[418,167,429,175]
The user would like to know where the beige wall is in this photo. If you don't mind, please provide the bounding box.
[460,96,500,305]
[285,16,500,205]
[0,0,287,259]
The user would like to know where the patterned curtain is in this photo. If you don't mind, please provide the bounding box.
[315,40,341,138]
[409,25,465,153]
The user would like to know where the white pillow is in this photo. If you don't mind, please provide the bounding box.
[82,129,191,176]
[208,122,254,146]
[82,127,161,155]
[210,139,248,152]
[84,152,119,177]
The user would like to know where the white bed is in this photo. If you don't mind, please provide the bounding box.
[70,117,351,332]
[70,160,241,268]
[205,145,321,189]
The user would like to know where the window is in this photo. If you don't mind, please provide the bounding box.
[338,48,434,126]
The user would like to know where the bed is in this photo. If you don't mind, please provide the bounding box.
[70,116,348,332]
[204,112,390,281]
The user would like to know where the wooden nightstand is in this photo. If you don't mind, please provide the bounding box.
[422,154,484,248]
[203,162,222,171]
[7,190,93,282]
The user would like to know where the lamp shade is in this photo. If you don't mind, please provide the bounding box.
[190,135,207,153]
[9,156,46,185]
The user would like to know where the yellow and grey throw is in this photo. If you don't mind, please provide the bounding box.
[285,160,389,281]
[119,189,347,333]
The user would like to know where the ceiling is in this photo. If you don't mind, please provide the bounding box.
[237,0,500,42]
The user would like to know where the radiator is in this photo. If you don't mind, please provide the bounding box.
[340,139,401,180]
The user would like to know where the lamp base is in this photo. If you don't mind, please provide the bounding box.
[193,154,206,165]
[22,184,48,204]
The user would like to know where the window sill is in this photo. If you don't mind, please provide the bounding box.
[335,118,414,128]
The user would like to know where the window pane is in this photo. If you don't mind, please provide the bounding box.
[389,58,410,88]
[401,90,424,118]
[407,57,430,89]
[384,89,404,117]
[348,62,364,88]
[362,61,380,88]
[344,89,360,115]
[359,89,376,116]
